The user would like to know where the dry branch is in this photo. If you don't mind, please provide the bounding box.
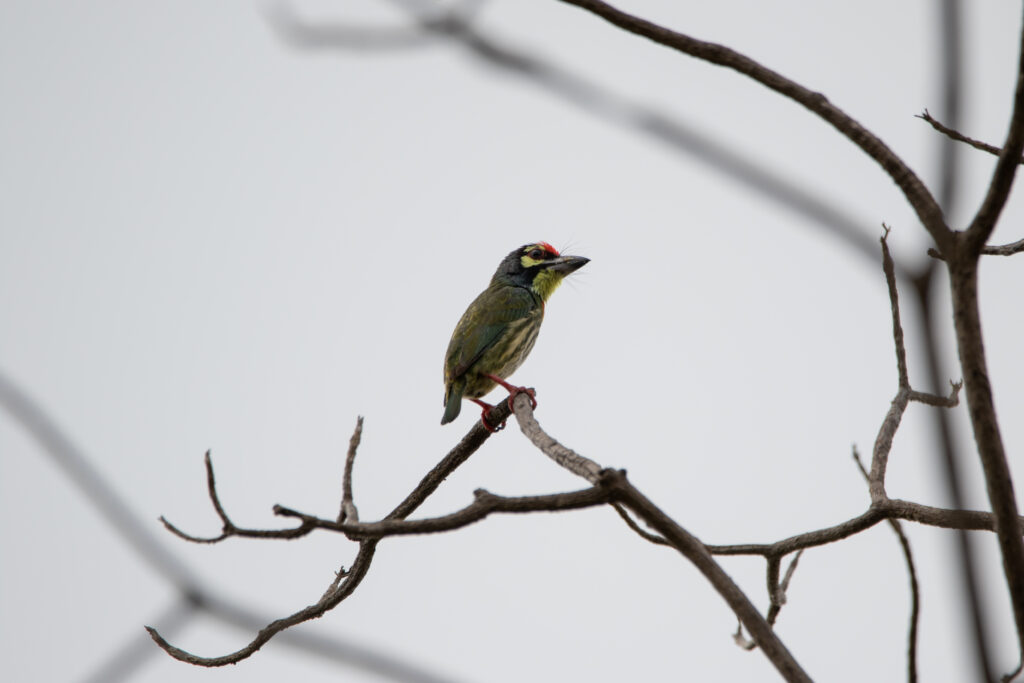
[554,0,950,251]
[918,109,1024,164]
[266,3,901,278]
[339,416,363,523]
[855,447,920,683]
[150,377,1018,675]
[148,400,513,665]
[948,22,1024,646]
[147,5,1024,677]
[553,0,1024,654]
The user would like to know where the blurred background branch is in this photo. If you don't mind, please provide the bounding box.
[0,369,465,683]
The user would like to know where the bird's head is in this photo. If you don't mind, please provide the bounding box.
[492,242,590,301]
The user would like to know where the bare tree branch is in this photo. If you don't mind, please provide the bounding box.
[595,467,812,682]
[82,597,199,683]
[944,13,1024,648]
[344,486,610,538]
[918,109,1023,163]
[268,7,1023,674]
[778,552,803,602]
[914,262,997,683]
[908,384,962,408]
[265,2,900,280]
[554,0,950,252]
[0,369,463,683]
[868,230,962,503]
[980,238,1024,256]
[148,400,513,666]
[0,370,200,590]
[855,447,920,683]
[160,452,317,543]
[730,550,805,653]
[339,416,363,523]
[512,393,603,482]
[707,499,1022,560]
[966,6,1024,247]
[146,542,379,666]
[928,238,1024,259]
[611,503,670,546]
[947,252,1024,661]
[149,380,1015,674]
[882,226,909,389]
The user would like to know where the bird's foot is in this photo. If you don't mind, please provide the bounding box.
[470,398,506,432]
[482,373,538,412]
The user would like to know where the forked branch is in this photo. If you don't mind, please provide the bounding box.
[554,0,950,251]
[150,201,1021,683]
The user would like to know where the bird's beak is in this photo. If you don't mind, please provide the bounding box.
[545,255,590,275]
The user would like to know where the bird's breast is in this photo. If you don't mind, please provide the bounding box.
[463,312,543,398]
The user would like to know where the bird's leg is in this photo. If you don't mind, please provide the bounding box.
[470,398,505,432]
[482,373,538,411]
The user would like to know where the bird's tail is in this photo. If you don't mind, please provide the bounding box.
[441,382,463,425]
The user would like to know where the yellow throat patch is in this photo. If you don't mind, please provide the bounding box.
[528,267,563,302]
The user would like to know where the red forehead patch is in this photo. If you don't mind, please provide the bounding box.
[536,241,559,256]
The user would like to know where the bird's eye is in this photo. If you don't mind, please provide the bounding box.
[529,249,543,260]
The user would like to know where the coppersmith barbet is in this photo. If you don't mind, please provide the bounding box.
[441,242,589,430]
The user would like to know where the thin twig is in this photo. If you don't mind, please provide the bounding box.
[854,448,920,683]
[929,238,1024,260]
[160,454,316,543]
[982,238,1024,256]
[779,551,803,597]
[341,487,609,539]
[339,416,363,523]
[765,550,804,628]
[83,597,199,683]
[611,503,670,546]
[147,542,380,666]
[893,516,921,683]
[868,229,913,501]
[0,369,462,683]
[706,500,1024,558]
[917,109,1021,162]
[908,381,962,408]
[604,469,812,682]
[733,622,756,651]
[764,556,782,624]
[881,226,909,389]
[149,400,513,666]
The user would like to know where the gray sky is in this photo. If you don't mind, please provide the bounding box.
[2,1,1023,681]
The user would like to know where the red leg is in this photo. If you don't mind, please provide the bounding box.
[482,373,537,411]
[470,398,505,432]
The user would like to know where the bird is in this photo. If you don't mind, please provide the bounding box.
[442,242,589,430]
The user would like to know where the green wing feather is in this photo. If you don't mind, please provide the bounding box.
[446,285,538,380]
[441,285,538,424]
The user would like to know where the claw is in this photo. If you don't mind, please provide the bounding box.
[482,373,538,412]
[470,398,506,432]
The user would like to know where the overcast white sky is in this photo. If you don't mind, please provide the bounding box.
[3,1,1024,681]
